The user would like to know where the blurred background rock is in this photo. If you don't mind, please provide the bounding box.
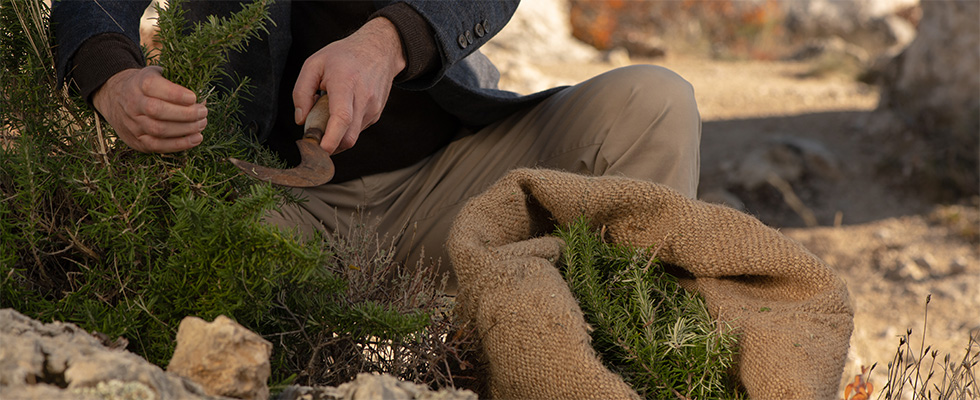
[485,0,976,200]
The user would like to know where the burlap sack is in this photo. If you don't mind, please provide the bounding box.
[447,169,853,400]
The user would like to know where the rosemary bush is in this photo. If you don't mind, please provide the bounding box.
[555,217,744,399]
[1,0,458,387]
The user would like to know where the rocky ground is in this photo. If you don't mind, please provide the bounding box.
[498,53,980,393]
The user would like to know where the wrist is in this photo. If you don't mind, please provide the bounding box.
[370,3,440,82]
[93,68,135,114]
[363,17,406,77]
[71,33,145,105]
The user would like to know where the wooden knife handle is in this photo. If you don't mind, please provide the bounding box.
[303,94,330,142]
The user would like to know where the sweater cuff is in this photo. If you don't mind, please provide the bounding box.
[372,2,440,83]
[69,33,145,103]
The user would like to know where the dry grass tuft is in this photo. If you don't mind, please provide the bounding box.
[845,295,979,400]
[274,215,480,392]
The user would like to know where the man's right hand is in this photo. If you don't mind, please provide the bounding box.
[92,66,208,153]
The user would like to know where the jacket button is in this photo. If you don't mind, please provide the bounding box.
[457,33,468,48]
[482,19,490,33]
[475,22,486,38]
[464,30,474,44]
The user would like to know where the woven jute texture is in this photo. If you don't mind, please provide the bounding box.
[447,169,853,400]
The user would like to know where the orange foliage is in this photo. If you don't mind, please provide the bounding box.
[842,365,874,400]
[684,0,735,18]
[569,0,788,58]
[569,0,623,50]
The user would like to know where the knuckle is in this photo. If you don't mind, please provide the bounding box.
[342,136,357,149]
[122,120,141,137]
[139,74,154,93]
[333,110,354,125]
[321,140,338,154]
[143,98,161,115]
[136,135,156,151]
[120,100,136,116]
[359,113,376,130]
[301,56,315,68]
[144,120,165,137]
[367,106,383,122]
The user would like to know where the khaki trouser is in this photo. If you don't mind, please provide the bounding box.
[267,65,701,290]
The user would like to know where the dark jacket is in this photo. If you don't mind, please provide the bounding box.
[51,0,560,141]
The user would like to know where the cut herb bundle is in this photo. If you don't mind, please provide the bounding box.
[555,217,744,399]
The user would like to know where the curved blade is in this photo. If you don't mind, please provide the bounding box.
[229,139,334,187]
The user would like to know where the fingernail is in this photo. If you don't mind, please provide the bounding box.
[189,133,203,145]
[294,108,302,124]
[197,106,208,119]
[198,118,207,131]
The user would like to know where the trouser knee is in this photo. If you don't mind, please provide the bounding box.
[589,64,698,119]
[580,65,701,197]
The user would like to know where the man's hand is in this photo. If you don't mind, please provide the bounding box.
[293,17,406,154]
[93,66,208,153]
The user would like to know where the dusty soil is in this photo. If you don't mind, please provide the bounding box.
[509,54,980,394]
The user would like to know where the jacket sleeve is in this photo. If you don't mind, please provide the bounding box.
[375,0,520,90]
[51,0,150,89]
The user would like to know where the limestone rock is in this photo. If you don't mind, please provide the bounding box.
[728,136,841,190]
[784,0,919,54]
[731,143,804,190]
[275,373,477,400]
[891,260,930,282]
[877,1,979,118]
[603,47,632,68]
[139,1,162,51]
[0,309,214,400]
[872,0,980,197]
[72,380,158,400]
[167,315,272,400]
[483,0,598,94]
[775,137,842,181]
[1,382,102,400]
[787,36,870,65]
[484,0,597,64]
